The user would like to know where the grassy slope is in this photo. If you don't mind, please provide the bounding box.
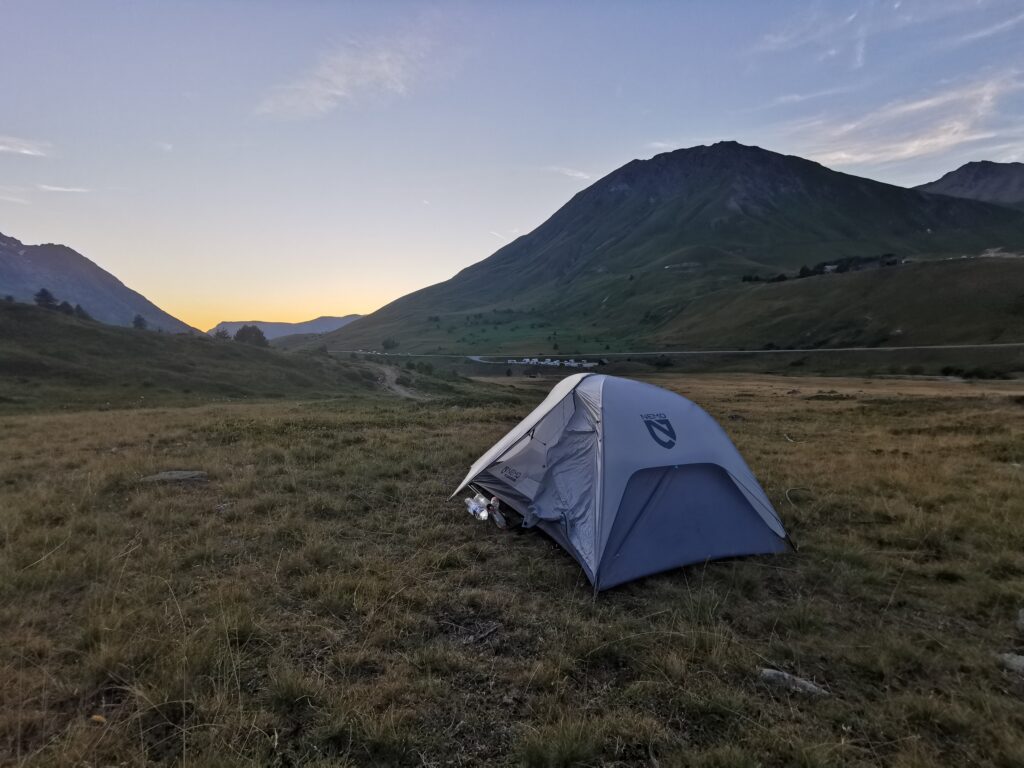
[0,302,387,409]
[656,257,1024,350]
[320,258,1024,355]
[2,374,1023,766]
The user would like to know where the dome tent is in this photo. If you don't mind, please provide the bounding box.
[453,373,792,590]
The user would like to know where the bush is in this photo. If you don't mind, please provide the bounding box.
[34,288,57,309]
[234,325,268,347]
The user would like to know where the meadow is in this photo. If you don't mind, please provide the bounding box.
[2,373,1023,766]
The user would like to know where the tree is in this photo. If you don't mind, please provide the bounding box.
[57,300,74,315]
[234,324,268,347]
[73,304,93,320]
[132,314,148,330]
[382,337,399,350]
[213,329,231,340]
[3,295,13,303]
[34,288,57,309]
[798,265,812,278]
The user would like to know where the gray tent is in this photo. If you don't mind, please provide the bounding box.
[453,373,791,590]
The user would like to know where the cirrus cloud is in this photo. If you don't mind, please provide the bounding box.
[256,35,432,120]
[778,71,1023,168]
[0,134,51,157]
[37,184,90,193]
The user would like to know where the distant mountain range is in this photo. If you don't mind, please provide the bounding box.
[6,143,1024,356]
[316,142,1024,354]
[916,160,1024,210]
[0,231,194,333]
[208,315,361,340]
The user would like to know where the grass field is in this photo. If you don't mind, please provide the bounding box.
[2,373,1023,766]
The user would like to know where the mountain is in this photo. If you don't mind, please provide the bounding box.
[916,161,1024,210]
[208,315,360,340]
[0,231,194,333]
[317,141,1024,354]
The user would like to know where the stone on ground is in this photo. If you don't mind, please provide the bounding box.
[997,653,1024,675]
[759,668,829,696]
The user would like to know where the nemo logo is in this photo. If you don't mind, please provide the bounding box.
[501,465,522,482]
[641,413,676,449]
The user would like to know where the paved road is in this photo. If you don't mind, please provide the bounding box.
[342,342,1024,364]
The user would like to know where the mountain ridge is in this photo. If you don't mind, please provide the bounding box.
[208,315,361,340]
[0,230,195,333]
[317,141,1024,353]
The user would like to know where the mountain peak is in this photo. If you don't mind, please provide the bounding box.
[917,160,1024,210]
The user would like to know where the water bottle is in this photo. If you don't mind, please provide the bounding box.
[464,494,489,521]
[489,496,508,529]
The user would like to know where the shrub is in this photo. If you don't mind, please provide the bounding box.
[34,288,57,309]
[234,325,268,347]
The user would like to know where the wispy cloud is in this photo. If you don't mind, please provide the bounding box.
[778,71,1023,167]
[256,35,431,119]
[489,231,506,241]
[754,6,861,55]
[755,1,1018,68]
[0,135,50,157]
[37,184,90,193]
[155,141,174,153]
[0,185,30,204]
[947,8,1024,46]
[759,84,864,109]
[546,166,592,180]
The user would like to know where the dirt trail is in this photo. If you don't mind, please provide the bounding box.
[374,364,429,400]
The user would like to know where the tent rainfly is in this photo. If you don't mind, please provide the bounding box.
[453,373,792,590]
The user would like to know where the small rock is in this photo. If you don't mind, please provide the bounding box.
[759,668,829,696]
[997,653,1024,675]
[140,470,208,484]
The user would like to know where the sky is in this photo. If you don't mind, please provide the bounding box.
[2,0,1023,330]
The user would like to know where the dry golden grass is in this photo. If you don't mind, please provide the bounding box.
[2,374,1023,766]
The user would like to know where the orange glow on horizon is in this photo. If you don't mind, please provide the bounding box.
[161,290,398,332]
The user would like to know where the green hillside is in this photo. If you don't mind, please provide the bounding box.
[655,258,1024,350]
[317,142,1024,354]
[0,302,383,409]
